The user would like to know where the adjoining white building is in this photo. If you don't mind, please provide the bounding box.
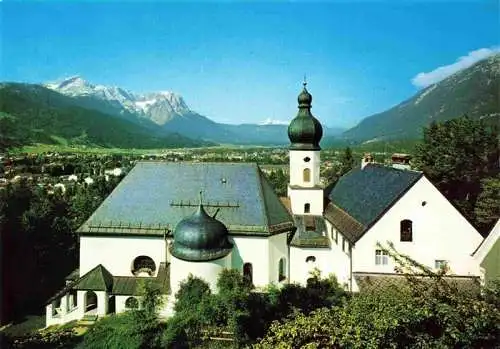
[46,83,485,327]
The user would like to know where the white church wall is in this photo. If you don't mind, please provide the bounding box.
[45,292,85,327]
[268,233,289,283]
[288,188,324,215]
[79,235,166,277]
[231,236,270,288]
[169,254,231,296]
[96,291,108,316]
[289,247,329,284]
[352,176,483,278]
[324,221,352,288]
[289,150,321,187]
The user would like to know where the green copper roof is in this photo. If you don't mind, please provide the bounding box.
[47,263,171,303]
[288,83,323,151]
[325,164,422,241]
[291,215,330,248]
[171,204,233,262]
[77,162,293,237]
[75,264,114,291]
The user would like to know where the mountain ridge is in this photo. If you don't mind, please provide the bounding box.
[45,76,344,145]
[341,54,500,142]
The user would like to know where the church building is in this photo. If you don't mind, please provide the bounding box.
[45,83,484,327]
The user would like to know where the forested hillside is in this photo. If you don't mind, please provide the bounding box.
[0,83,212,150]
[343,54,500,141]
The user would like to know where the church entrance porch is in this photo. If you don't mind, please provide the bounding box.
[85,291,98,313]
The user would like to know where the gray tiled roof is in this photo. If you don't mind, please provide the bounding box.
[78,162,293,237]
[326,164,422,229]
[323,203,365,244]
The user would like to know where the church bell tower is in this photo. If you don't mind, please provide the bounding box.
[287,82,324,215]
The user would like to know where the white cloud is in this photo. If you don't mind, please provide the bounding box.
[411,47,500,88]
[259,118,290,125]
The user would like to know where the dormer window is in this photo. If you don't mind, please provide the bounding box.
[400,220,413,242]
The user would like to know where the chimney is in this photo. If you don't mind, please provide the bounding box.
[391,153,412,170]
[361,153,374,169]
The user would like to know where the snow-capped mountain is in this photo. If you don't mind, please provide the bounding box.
[45,76,190,124]
[43,76,343,145]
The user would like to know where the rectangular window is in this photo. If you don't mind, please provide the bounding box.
[342,237,345,252]
[375,249,389,265]
[435,260,448,270]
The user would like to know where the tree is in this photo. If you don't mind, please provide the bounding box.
[474,174,500,233]
[174,274,212,313]
[256,244,500,349]
[339,147,356,176]
[265,169,288,197]
[414,115,499,225]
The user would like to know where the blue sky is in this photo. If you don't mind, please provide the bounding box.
[1,1,498,128]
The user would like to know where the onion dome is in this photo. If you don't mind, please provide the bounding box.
[288,82,323,150]
[170,203,233,262]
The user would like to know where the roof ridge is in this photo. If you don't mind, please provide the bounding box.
[255,167,270,232]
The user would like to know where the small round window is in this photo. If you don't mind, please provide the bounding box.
[303,157,311,162]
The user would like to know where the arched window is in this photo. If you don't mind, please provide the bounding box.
[304,203,311,213]
[132,256,156,276]
[278,258,286,281]
[303,168,311,182]
[400,219,413,242]
[243,263,253,285]
[52,298,61,316]
[305,256,316,263]
[125,297,139,310]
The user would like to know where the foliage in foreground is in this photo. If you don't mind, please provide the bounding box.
[163,269,348,348]
[255,244,500,349]
[2,327,80,349]
[77,281,165,349]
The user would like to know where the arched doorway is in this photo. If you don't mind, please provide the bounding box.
[85,291,98,313]
[243,263,253,285]
[108,295,116,314]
